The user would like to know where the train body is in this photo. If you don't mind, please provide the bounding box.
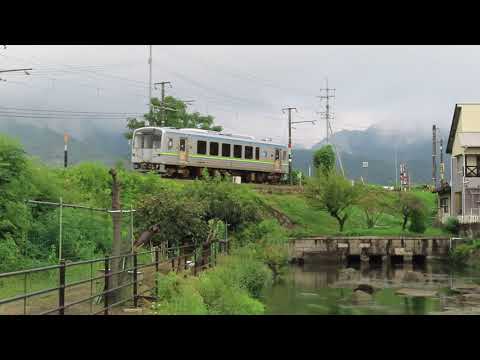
[131,127,288,182]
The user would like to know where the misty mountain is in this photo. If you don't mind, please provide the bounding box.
[292,126,449,185]
[0,120,129,166]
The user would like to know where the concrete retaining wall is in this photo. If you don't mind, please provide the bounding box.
[291,236,453,264]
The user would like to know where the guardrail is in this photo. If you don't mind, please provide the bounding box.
[0,240,228,315]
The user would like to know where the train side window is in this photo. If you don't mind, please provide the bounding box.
[263,150,268,158]
[234,145,242,158]
[168,138,173,150]
[282,151,286,161]
[210,142,219,156]
[180,138,186,152]
[222,143,231,157]
[255,147,260,160]
[275,149,280,161]
[197,140,206,154]
[245,146,253,159]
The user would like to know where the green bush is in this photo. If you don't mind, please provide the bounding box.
[408,208,427,233]
[445,217,460,235]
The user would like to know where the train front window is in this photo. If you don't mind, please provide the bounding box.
[245,146,253,159]
[134,134,143,149]
[152,134,162,149]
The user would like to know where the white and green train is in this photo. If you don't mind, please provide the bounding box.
[131,127,288,183]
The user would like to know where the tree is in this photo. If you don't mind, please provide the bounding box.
[394,192,427,231]
[306,171,360,232]
[313,145,335,175]
[125,96,223,139]
[357,185,392,228]
[134,189,209,249]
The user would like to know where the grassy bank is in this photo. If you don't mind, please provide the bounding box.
[256,189,446,238]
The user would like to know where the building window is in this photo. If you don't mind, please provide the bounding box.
[234,145,242,158]
[197,140,207,155]
[245,146,253,159]
[210,142,219,156]
[440,197,449,214]
[255,147,260,160]
[222,143,231,157]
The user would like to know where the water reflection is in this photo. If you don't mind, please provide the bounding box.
[263,261,479,315]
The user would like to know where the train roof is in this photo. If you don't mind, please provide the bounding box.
[134,127,287,147]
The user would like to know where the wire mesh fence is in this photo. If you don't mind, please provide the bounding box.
[0,242,227,315]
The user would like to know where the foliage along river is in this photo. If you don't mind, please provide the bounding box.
[263,261,480,315]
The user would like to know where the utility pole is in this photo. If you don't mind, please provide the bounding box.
[64,132,69,168]
[148,46,152,125]
[154,81,172,126]
[432,124,437,189]
[395,145,398,189]
[282,107,297,185]
[440,137,445,184]
[317,78,335,144]
[282,107,315,185]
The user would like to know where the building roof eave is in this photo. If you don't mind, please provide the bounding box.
[446,104,461,154]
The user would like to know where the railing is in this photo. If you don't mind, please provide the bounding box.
[457,215,480,224]
[0,240,228,315]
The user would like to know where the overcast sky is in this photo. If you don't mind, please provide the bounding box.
[1,45,479,147]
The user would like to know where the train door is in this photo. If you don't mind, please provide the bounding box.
[179,137,188,163]
[274,148,281,172]
[142,134,153,162]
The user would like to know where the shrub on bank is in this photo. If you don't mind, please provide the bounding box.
[444,217,460,235]
[152,244,273,315]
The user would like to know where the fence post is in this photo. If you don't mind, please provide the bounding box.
[184,248,188,271]
[103,256,109,315]
[58,259,66,315]
[133,251,138,308]
[193,245,197,276]
[155,246,159,299]
[59,197,63,263]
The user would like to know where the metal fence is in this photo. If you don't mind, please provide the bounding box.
[0,240,228,315]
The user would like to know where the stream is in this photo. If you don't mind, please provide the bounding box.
[263,261,480,315]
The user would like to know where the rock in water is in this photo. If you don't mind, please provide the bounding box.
[402,271,424,283]
[395,288,437,297]
[351,290,373,304]
[354,284,375,294]
[339,268,358,281]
